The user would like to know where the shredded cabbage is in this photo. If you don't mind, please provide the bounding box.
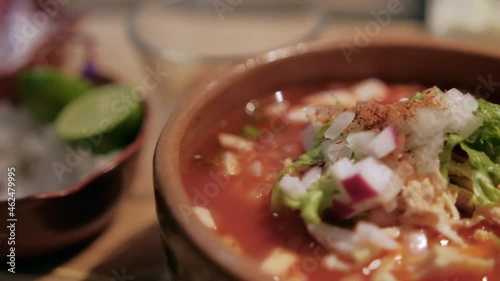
[441,99,500,206]
[467,99,500,160]
[270,145,324,212]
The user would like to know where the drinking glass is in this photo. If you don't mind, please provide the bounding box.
[127,0,326,112]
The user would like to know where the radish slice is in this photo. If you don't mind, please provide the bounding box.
[366,126,398,158]
[331,198,359,219]
[301,166,322,190]
[351,157,401,203]
[340,173,380,203]
[324,111,355,140]
[279,175,306,198]
[329,157,402,218]
[321,137,352,164]
[346,131,377,156]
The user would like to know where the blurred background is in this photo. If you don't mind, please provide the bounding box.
[1,0,499,280]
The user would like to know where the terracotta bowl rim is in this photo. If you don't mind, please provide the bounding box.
[0,88,150,203]
[154,35,500,281]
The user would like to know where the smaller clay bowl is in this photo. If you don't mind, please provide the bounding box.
[0,74,149,258]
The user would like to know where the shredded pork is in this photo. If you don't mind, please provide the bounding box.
[399,172,464,245]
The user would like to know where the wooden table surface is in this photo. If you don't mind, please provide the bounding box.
[1,8,425,281]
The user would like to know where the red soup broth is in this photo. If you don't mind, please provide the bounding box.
[182,82,499,281]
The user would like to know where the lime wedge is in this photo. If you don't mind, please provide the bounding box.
[19,67,91,121]
[55,84,144,154]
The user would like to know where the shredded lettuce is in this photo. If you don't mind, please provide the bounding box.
[459,143,500,205]
[270,145,324,212]
[272,96,500,223]
[281,175,339,224]
[467,99,500,160]
[271,121,343,224]
[410,92,423,101]
[441,99,500,206]
[440,134,464,178]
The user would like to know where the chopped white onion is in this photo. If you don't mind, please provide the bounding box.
[406,108,446,147]
[353,158,402,203]
[443,89,482,138]
[346,130,377,157]
[402,88,484,174]
[356,222,399,250]
[287,106,309,124]
[279,175,307,198]
[321,137,353,164]
[301,166,322,190]
[324,111,356,140]
[222,152,240,175]
[410,141,443,175]
[454,115,484,138]
[329,157,356,179]
[329,157,402,218]
[218,133,254,152]
[260,248,298,276]
[366,126,398,158]
[323,254,351,272]
[332,158,392,202]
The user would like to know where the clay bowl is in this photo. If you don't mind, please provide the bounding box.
[154,36,500,280]
[0,74,149,258]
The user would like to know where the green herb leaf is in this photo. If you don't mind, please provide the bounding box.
[280,175,339,224]
[241,125,260,139]
[313,122,332,146]
[410,92,423,101]
[271,145,325,212]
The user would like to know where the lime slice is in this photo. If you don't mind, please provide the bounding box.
[19,67,91,121]
[55,84,144,154]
